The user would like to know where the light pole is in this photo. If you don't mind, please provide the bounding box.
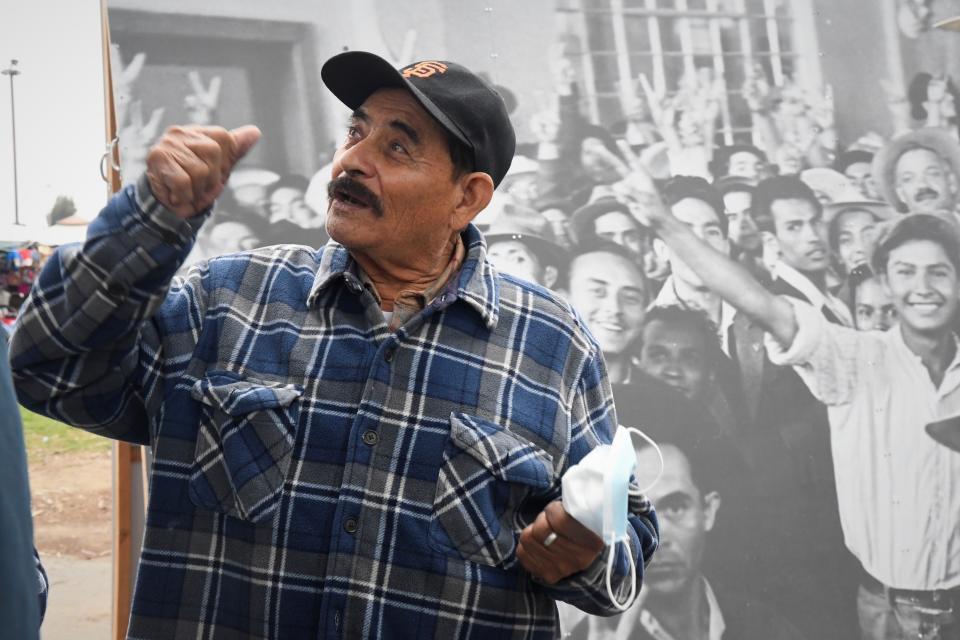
[2,59,21,226]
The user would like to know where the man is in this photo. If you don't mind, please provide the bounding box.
[10,53,658,639]
[825,200,896,278]
[567,243,647,387]
[847,265,897,332]
[560,394,803,640]
[636,186,960,638]
[873,128,960,219]
[754,175,853,326]
[638,305,720,404]
[485,203,567,290]
[570,197,645,261]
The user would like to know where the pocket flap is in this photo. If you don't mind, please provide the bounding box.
[191,371,303,417]
[448,412,554,489]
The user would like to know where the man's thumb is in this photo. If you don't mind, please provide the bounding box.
[229,125,262,160]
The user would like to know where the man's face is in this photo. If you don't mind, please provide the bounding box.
[487,240,545,285]
[854,277,897,332]
[770,198,829,273]
[843,161,881,200]
[894,148,957,214]
[664,197,729,286]
[835,209,880,274]
[326,88,469,263]
[638,319,712,402]
[636,445,717,597]
[723,190,760,252]
[269,186,319,227]
[881,239,960,334]
[727,151,764,181]
[593,210,644,258]
[568,252,646,356]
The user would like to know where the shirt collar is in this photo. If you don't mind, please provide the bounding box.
[636,576,726,640]
[774,261,853,326]
[306,224,500,330]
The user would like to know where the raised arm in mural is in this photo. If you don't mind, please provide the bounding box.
[184,70,222,126]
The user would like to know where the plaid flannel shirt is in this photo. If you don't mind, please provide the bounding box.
[10,177,658,639]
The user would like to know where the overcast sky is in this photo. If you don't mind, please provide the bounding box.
[0,0,107,230]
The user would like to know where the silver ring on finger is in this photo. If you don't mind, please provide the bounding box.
[543,531,558,548]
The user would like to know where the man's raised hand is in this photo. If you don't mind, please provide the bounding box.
[145,125,261,219]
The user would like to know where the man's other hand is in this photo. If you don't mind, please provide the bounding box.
[517,500,605,584]
[146,125,261,219]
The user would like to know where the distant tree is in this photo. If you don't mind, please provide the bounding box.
[47,196,77,226]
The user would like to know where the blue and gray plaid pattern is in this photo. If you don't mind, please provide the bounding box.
[10,178,658,639]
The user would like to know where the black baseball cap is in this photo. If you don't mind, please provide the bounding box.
[321,51,516,187]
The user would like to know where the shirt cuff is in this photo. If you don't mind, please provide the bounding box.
[763,297,827,366]
[133,173,209,246]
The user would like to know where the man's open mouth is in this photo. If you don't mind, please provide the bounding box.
[327,177,382,215]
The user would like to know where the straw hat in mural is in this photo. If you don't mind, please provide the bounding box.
[870,128,960,213]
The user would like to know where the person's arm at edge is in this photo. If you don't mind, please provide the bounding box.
[0,334,41,639]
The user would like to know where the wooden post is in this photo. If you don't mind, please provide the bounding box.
[99,2,149,638]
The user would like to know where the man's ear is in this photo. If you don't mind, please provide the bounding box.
[702,490,721,533]
[543,265,559,289]
[452,172,495,230]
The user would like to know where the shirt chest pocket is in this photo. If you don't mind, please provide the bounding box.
[428,413,556,569]
[187,372,303,524]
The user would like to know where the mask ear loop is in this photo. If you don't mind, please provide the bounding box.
[625,427,664,496]
[605,537,638,611]
[605,426,662,611]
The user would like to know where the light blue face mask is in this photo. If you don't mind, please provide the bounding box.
[561,425,664,612]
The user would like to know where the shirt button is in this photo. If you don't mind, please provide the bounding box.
[384,345,396,362]
[362,430,379,446]
[333,610,342,630]
[346,279,363,294]
[343,517,358,534]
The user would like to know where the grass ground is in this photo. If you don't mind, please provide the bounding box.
[20,407,110,459]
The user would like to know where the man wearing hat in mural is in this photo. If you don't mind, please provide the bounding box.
[485,203,568,290]
[873,128,960,221]
[10,52,658,639]
[632,182,960,638]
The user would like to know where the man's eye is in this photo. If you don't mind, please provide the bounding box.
[390,141,408,154]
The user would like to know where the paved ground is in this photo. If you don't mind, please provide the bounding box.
[41,556,111,639]
[31,450,112,639]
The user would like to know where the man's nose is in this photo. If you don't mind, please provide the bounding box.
[334,139,374,179]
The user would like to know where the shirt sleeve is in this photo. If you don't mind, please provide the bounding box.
[9,175,208,444]
[763,296,865,407]
[535,343,660,616]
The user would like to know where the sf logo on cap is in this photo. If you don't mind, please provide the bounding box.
[402,61,448,78]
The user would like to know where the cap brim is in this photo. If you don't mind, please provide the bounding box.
[926,416,960,452]
[321,51,472,150]
[934,16,960,31]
